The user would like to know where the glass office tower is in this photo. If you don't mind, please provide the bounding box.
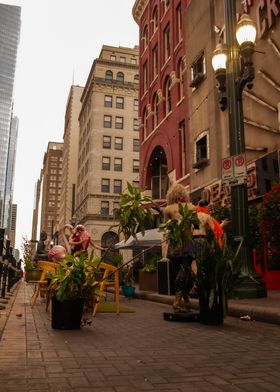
[0,4,21,228]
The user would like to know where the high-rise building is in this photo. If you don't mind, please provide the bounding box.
[40,142,63,241]
[0,4,21,228]
[59,85,83,229]
[8,203,17,249]
[75,45,139,250]
[4,115,19,230]
[31,170,43,243]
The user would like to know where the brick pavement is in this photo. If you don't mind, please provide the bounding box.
[0,281,280,392]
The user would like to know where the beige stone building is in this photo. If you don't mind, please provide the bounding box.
[58,85,83,229]
[75,45,140,250]
[185,0,280,205]
[40,142,63,241]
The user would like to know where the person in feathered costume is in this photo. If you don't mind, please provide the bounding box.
[195,200,229,248]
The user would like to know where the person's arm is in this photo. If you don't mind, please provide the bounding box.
[90,239,106,251]
[207,215,215,233]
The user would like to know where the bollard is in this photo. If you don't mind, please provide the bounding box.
[1,239,10,298]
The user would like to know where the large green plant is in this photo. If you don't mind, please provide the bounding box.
[196,232,240,314]
[116,182,154,241]
[49,252,101,302]
[160,203,200,253]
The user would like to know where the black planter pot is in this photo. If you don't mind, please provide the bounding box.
[51,297,84,329]
[198,285,224,325]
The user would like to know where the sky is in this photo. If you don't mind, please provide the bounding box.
[3,0,139,252]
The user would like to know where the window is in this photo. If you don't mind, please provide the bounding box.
[104,95,113,107]
[110,55,116,61]
[164,77,172,114]
[115,137,123,150]
[153,93,159,128]
[102,156,110,170]
[115,116,124,129]
[116,96,124,109]
[152,45,158,79]
[143,61,148,93]
[134,99,139,111]
[105,70,113,81]
[193,131,209,168]
[103,135,111,149]
[120,56,126,63]
[133,139,140,152]
[190,53,206,88]
[116,72,124,83]
[134,74,139,82]
[178,58,184,100]
[143,107,148,137]
[179,121,186,176]
[164,24,171,62]
[114,179,122,194]
[104,115,112,128]
[114,158,123,171]
[142,25,148,50]
[152,7,158,34]
[133,159,139,173]
[133,118,139,131]
[132,180,139,189]
[49,182,56,187]
[101,201,109,216]
[176,3,182,43]
[131,58,137,64]
[101,178,110,193]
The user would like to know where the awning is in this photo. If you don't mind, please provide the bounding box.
[114,228,163,249]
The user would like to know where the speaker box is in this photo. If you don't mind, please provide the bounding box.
[157,259,180,295]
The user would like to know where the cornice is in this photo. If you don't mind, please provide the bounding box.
[132,0,148,24]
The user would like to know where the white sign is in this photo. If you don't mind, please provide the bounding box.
[233,154,247,182]
[222,157,234,184]
[221,153,247,186]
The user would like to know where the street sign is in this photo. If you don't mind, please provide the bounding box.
[222,157,234,184]
[221,153,247,186]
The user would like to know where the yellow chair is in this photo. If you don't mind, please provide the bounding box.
[92,262,120,316]
[31,261,57,308]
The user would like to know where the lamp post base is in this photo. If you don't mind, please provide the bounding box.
[231,273,267,299]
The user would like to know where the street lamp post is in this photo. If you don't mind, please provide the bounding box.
[212,0,266,299]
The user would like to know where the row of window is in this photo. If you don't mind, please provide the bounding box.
[109,54,137,65]
[104,70,139,84]
[102,157,140,172]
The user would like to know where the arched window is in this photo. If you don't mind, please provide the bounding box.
[178,58,184,100]
[101,231,119,262]
[116,72,124,83]
[105,70,113,81]
[143,107,148,138]
[142,25,148,50]
[152,7,158,34]
[164,77,172,115]
[152,93,159,129]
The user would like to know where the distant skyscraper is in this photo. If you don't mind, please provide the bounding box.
[0,4,21,228]
[4,116,19,229]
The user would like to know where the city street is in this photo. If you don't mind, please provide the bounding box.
[0,282,280,392]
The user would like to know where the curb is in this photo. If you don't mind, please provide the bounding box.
[133,290,280,325]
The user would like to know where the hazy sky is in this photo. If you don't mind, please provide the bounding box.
[3,0,139,252]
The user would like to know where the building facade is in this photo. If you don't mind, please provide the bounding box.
[133,0,279,208]
[0,4,21,229]
[185,0,280,206]
[40,142,63,241]
[133,0,191,199]
[59,85,83,229]
[75,45,139,249]
[8,203,17,250]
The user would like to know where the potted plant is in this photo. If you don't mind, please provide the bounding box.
[21,236,42,282]
[138,256,158,292]
[121,265,135,297]
[196,233,238,325]
[49,252,101,329]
